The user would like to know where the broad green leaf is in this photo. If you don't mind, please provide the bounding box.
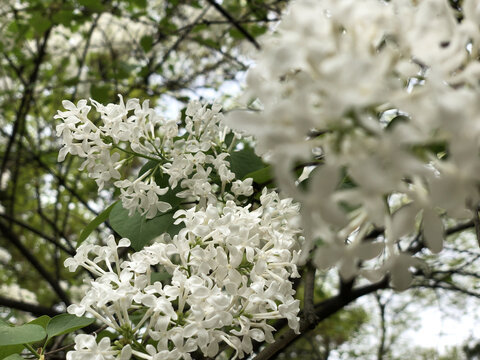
[46,314,94,340]
[3,354,24,360]
[249,24,267,37]
[229,28,244,40]
[140,35,153,53]
[0,344,24,359]
[91,84,111,104]
[78,0,105,12]
[109,202,177,251]
[0,324,46,346]
[29,16,52,36]
[78,202,118,244]
[96,329,117,341]
[244,166,273,185]
[151,271,171,284]
[28,315,51,330]
[229,145,265,180]
[52,10,74,26]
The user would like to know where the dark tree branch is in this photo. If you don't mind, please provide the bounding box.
[412,282,480,299]
[30,153,99,216]
[0,213,74,255]
[0,295,61,317]
[145,6,210,86]
[0,220,70,305]
[375,294,387,360]
[205,0,261,50]
[473,207,480,248]
[303,262,317,326]
[0,26,52,179]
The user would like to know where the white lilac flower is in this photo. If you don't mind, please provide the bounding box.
[66,335,131,360]
[65,190,301,359]
[231,178,254,197]
[56,97,248,219]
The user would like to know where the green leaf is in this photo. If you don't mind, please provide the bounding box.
[151,271,171,284]
[3,354,24,360]
[46,314,94,341]
[90,84,111,104]
[78,202,118,244]
[229,145,265,180]
[190,0,202,9]
[249,24,267,37]
[28,315,51,330]
[109,202,177,251]
[193,36,218,49]
[78,0,105,12]
[0,344,24,359]
[244,166,273,185]
[140,35,153,53]
[29,15,52,36]
[132,0,147,7]
[0,324,46,346]
[229,28,244,40]
[51,10,74,26]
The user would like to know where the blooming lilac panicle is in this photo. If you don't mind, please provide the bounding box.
[227,0,480,290]
[65,191,301,360]
[58,94,302,359]
[56,97,241,219]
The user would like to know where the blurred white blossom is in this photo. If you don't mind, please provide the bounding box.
[227,0,480,290]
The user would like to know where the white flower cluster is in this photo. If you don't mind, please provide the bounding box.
[65,191,301,360]
[228,0,480,289]
[56,97,252,219]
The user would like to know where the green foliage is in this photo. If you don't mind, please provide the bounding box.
[140,35,154,53]
[3,354,24,360]
[78,201,118,244]
[109,202,177,251]
[229,144,266,180]
[28,315,51,329]
[45,314,94,342]
[0,324,46,346]
[244,165,273,186]
[0,315,94,358]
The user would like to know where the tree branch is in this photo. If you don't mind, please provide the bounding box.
[303,262,317,326]
[205,0,261,50]
[0,295,61,317]
[0,26,52,179]
[0,213,74,255]
[0,220,70,305]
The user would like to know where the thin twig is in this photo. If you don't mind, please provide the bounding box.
[205,0,261,50]
[473,207,480,248]
[0,220,71,305]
